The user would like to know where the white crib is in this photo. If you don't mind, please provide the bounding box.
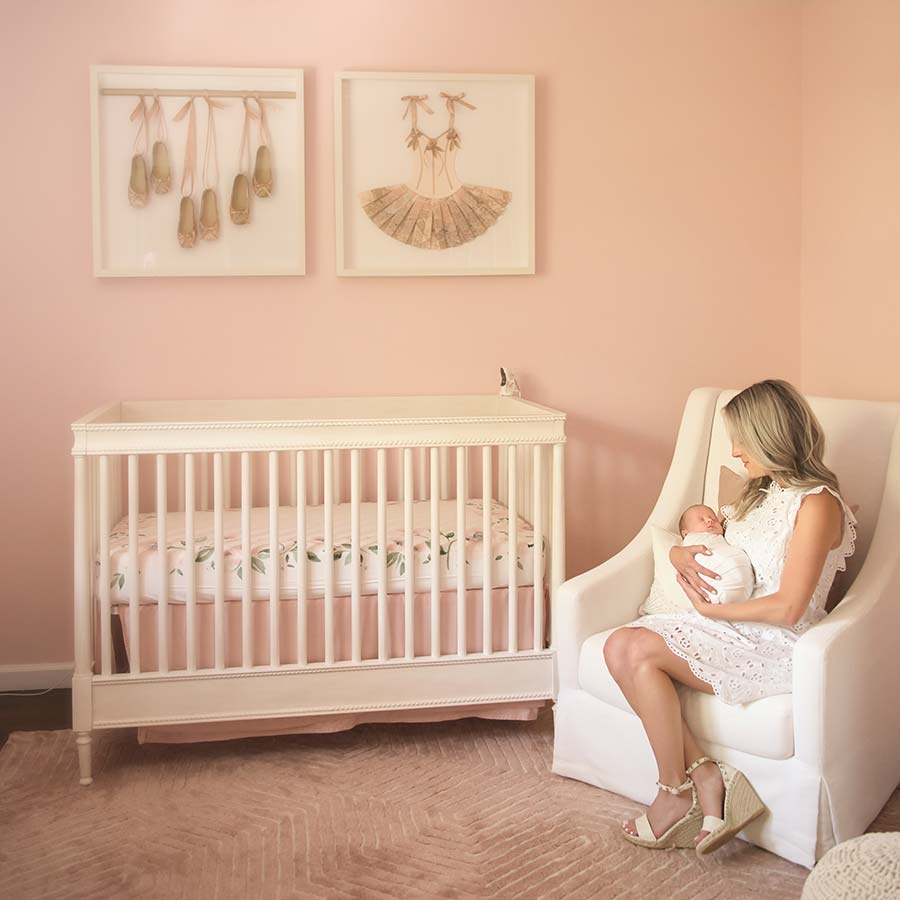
[71,393,566,784]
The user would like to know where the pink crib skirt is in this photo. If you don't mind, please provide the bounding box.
[114,586,547,744]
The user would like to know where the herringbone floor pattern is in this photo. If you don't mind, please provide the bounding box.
[1,711,897,900]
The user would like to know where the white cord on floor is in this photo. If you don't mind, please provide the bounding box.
[0,672,73,697]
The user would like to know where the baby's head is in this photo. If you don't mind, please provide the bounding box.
[679,504,724,538]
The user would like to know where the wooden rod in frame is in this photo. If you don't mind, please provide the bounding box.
[99,89,296,99]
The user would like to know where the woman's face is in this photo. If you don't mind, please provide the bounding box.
[731,440,769,480]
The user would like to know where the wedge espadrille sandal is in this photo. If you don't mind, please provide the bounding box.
[685,756,767,856]
[622,776,703,850]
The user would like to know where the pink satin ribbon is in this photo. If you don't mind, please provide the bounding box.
[130,96,149,155]
[174,98,197,197]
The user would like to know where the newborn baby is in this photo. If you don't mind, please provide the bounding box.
[678,504,755,604]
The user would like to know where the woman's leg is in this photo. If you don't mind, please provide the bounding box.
[681,717,726,845]
[603,626,723,838]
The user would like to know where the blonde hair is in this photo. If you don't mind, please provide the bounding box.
[723,379,839,520]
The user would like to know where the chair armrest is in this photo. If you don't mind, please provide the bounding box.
[553,527,653,691]
[793,527,900,772]
[552,386,723,693]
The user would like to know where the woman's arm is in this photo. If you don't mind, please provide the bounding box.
[679,490,842,627]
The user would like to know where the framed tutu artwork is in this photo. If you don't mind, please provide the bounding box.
[90,65,305,277]
[334,71,535,277]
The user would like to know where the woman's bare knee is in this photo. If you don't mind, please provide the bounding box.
[625,628,669,669]
[603,628,633,678]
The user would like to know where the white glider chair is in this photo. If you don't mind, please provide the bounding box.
[551,387,900,867]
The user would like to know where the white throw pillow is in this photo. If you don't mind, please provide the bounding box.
[638,526,694,615]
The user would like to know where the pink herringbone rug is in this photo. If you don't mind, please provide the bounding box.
[1,710,897,900]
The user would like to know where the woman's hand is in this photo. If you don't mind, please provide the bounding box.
[669,544,720,600]
[677,573,717,617]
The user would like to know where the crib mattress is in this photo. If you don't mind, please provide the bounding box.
[100,499,540,604]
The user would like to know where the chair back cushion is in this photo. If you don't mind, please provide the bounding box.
[702,390,899,590]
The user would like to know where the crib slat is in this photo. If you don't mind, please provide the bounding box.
[99,456,112,675]
[185,453,197,671]
[521,446,532,524]
[269,452,280,666]
[456,447,467,656]
[156,455,168,673]
[508,446,518,653]
[403,448,414,660]
[532,445,544,651]
[200,453,209,511]
[323,449,334,665]
[213,453,225,670]
[176,455,185,513]
[296,451,308,665]
[499,443,508,505]
[289,450,298,508]
[482,447,493,655]
[440,447,449,500]
[430,447,440,657]
[127,455,141,673]
[416,447,427,500]
[551,443,566,614]
[223,454,232,511]
[333,449,342,505]
[241,453,253,667]
[377,448,388,661]
[311,450,321,506]
[350,449,361,663]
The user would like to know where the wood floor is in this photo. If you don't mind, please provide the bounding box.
[0,689,71,748]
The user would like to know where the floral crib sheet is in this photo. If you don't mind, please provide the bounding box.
[98,499,543,604]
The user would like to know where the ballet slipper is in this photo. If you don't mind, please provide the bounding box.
[150,140,171,193]
[230,173,250,224]
[199,188,219,240]
[252,145,273,197]
[177,196,197,248]
[128,154,148,207]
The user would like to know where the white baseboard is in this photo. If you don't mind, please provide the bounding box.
[0,663,74,692]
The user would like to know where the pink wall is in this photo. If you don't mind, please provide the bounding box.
[801,0,900,400]
[0,0,802,666]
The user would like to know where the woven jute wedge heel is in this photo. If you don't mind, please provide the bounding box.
[622,777,703,850]
[686,756,767,856]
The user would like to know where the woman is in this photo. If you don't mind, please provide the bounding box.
[603,380,856,854]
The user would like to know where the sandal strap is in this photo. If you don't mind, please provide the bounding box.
[656,777,693,795]
[635,814,656,841]
[685,756,716,777]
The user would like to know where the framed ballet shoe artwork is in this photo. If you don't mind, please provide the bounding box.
[148,95,171,193]
[128,153,149,207]
[127,96,150,207]
[177,195,197,248]
[252,144,273,197]
[230,173,250,224]
[90,65,305,276]
[199,188,219,240]
[335,71,534,277]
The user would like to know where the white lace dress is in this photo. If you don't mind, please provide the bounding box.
[625,483,857,704]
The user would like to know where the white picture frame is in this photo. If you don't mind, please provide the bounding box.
[90,65,305,277]
[334,71,535,277]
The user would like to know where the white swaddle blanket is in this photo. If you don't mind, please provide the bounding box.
[682,531,755,604]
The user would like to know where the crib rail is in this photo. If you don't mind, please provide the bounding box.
[71,395,564,776]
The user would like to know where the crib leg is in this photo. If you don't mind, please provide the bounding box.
[76,732,93,786]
